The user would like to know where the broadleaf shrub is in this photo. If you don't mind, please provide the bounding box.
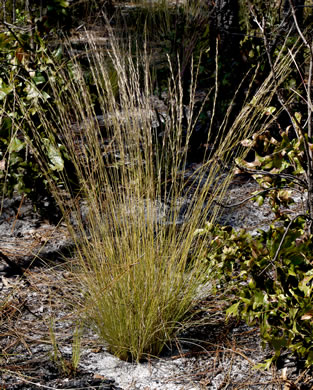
[0,1,74,203]
[197,121,313,367]
[197,219,313,366]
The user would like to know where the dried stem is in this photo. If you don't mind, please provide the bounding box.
[258,214,313,277]
[214,186,303,209]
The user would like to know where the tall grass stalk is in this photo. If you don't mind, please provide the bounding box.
[17,31,288,361]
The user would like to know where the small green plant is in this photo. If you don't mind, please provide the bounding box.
[72,323,83,372]
[49,319,82,376]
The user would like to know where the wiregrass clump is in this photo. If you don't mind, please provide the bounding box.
[18,32,278,362]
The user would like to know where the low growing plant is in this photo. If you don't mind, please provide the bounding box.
[228,130,313,367]
[196,219,313,367]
